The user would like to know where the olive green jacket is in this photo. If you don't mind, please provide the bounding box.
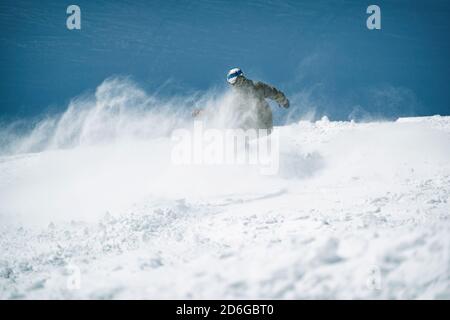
[233,77,289,130]
[192,77,289,130]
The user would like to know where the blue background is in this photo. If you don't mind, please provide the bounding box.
[1,0,449,122]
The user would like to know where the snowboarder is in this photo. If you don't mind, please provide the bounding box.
[193,68,290,130]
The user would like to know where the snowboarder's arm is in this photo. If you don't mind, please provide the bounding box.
[192,107,213,119]
[255,81,290,108]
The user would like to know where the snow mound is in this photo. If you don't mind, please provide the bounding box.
[1,89,449,298]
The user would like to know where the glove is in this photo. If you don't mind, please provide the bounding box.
[192,108,204,117]
[280,99,290,109]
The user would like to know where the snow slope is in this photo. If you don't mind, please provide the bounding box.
[0,110,449,299]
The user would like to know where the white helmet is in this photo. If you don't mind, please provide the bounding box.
[227,68,243,84]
